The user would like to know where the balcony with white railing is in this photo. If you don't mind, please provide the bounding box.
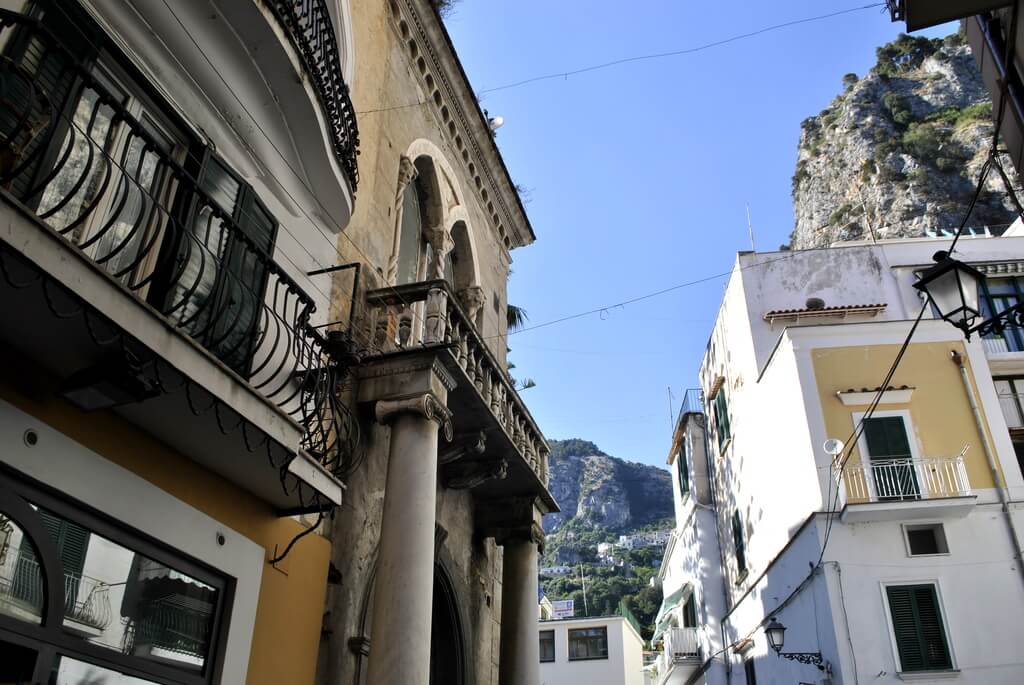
[841,452,976,522]
[655,627,702,685]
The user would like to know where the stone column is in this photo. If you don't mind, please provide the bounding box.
[366,391,454,685]
[487,498,545,685]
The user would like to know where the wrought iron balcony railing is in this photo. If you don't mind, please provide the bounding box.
[1,553,113,631]
[842,454,971,503]
[267,0,360,191]
[366,279,550,487]
[0,10,354,479]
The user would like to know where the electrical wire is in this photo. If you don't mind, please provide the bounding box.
[478,4,887,95]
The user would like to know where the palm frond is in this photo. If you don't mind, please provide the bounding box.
[507,304,529,332]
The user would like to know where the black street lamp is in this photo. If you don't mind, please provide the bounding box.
[913,251,987,337]
[764,617,828,671]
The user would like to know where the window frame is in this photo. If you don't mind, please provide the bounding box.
[713,390,731,452]
[743,657,757,685]
[567,626,609,662]
[731,511,747,578]
[880,580,956,674]
[0,465,233,685]
[902,523,949,557]
[539,629,555,663]
[852,409,924,501]
[677,443,690,500]
[980,277,1024,352]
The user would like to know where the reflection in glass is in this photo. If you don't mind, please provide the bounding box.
[30,506,218,672]
[51,655,160,685]
[0,513,45,624]
[0,638,37,683]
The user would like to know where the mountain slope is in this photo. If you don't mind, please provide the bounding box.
[790,31,1017,249]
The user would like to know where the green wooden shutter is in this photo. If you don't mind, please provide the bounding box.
[678,449,690,496]
[732,511,746,573]
[714,391,731,449]
[864,417,911,459]
[886,585,952,672]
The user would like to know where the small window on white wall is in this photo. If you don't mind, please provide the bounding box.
[903,523,949,556]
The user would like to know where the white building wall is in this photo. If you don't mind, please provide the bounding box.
[539,617,644,685]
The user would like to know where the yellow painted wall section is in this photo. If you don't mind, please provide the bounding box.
[812,341,1003,497]
[0,358,329,685]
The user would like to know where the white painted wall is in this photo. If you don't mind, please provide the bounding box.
[539,616,645,685]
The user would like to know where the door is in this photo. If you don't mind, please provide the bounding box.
[863,416,920,500]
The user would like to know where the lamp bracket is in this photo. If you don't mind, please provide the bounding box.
[778,651,829,671]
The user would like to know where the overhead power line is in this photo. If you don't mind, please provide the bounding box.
[478,3,887,95]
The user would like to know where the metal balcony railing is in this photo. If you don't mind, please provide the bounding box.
[366,279,550,486]
[843,454,971,503]
[0,10,354,478]
[655,627,701,685]
[679,388,703,418]
[1,553,113,631]
[267,0,360,191]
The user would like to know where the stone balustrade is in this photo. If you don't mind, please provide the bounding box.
[366,280,550,486]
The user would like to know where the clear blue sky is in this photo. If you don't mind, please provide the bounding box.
[444,2,953,468]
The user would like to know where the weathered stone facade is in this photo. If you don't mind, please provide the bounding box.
[316,2,553,684]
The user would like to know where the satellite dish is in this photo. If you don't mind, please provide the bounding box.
[823,438,845,456]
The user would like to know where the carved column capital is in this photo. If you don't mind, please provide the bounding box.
[375,392,454,441]
[493,520,545,553]
[457,285,486,321]
[396,155,418,199]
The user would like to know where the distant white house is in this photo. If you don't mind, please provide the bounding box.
[539,615,645,685]
[617,530,672,550]
[540,565,573,576]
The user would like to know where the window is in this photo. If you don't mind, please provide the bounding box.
[904,524,949,556]
[862,416,920,500]
[980,278,1024,352]
[743,658,757,685]
[886,584,953,673]
[539,630,555,663]
[0,470,230,684]
[677,445,690,499]
[731,511,747,577]
[713,390,731,452]
[682,594,698,628]
[568,626,608,661]
[994,377,1024,476]
[166,154,279,375]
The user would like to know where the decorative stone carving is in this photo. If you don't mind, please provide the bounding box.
[423,285,449,344]
[457,285,486,322]
[438,431,487,465]
[386,155,419,285]
[375,392,454,441]
[424,224,454,280]
[444,458,508,490]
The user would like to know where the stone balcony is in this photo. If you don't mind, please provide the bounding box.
[365,280,556,511]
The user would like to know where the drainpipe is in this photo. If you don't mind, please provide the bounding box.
[698,413,732,685]
[950,349,1024,591]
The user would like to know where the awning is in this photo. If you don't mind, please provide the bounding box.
[652,583,691,642]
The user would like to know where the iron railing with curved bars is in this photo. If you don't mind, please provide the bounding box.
[267,0,360,191]
[0,10,357,480]
[3,553,113,631]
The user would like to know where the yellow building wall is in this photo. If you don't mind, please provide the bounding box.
[812,341,1001,499]
[0,356,329,685]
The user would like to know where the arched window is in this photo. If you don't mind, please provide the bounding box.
[396,178,423,285]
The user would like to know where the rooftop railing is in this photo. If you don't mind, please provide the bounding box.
[267,0,360,191]
[0,10,354,478]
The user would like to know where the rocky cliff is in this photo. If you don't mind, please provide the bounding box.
[544,439,673,534]
[790,31,1018,249]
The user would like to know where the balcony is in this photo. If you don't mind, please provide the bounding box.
[365,280,556,510]
[0,553,112,634]
[886,0,1013,31]
[265,0,360,191]
[0,10,349,511]
[841,454,976,522]
[655,627,702,685]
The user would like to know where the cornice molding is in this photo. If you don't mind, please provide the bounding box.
[387,0,534,252]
